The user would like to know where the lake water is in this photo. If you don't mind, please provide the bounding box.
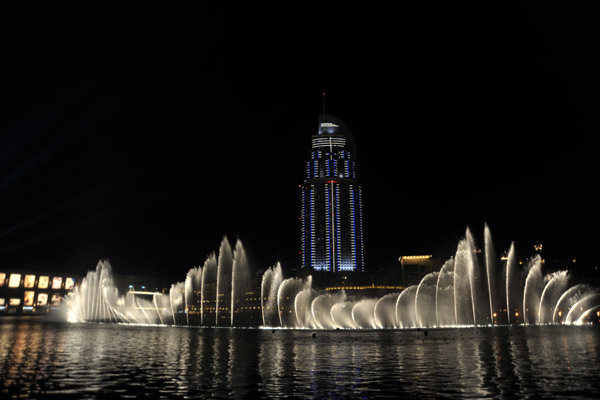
[1,318,599,399]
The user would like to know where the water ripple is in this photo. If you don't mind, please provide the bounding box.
[0,320,599,399]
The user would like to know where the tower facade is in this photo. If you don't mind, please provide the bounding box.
[300,114,365,278]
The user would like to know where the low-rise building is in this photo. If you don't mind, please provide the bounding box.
[0,270,80,315]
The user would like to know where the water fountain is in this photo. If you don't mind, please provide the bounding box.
[259,225,600,329]
[62,260,171,324]
[261,263,283,327]
[62,226,600,328]
[63,236,251,327]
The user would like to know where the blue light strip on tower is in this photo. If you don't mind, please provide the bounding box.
[324,185,331,272]
[310,187,317,270]
[349,185,357,271]
[335,184,342,270]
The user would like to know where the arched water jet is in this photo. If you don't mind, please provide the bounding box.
[260,263,283,327]
[436,259,455,327]
[523,255,543,324]
[295,279,318,329]
[565,293,600,324]
[311,291,346,329]
[330,300,357,328]
[577,305,600,324]
[277,277,304,328]
[415,272,438,328]
[538,270,569,324]
[553,284,593,323]
[351,299,378,329]
[396,286,417,328]
[374,293,400,329]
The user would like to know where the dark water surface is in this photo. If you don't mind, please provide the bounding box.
[1,318,599,399]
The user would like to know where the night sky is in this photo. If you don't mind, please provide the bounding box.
[1,4,597,283]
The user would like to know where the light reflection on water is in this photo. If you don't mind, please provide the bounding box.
[0,318,599,399]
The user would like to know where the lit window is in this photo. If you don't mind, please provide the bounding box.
[9,274,21,288]
[51,294,62,305]
[38,276,49,289]
[52,277,62,290]
[65,278,75,290]
[24,291,35,306]
[9,298,21,306]
[37,293,48,306]
[0,273,5,287]
[24,275,36,288]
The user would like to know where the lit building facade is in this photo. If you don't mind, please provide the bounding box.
[0,270,80,315]
[300,114,365,279]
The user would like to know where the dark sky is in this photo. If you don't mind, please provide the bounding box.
[1,3,597,282]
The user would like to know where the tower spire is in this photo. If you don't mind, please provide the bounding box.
[322,92,326,122]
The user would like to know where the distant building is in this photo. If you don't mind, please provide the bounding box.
[300,114,366,286]
[0,270,80,315]
[398,255,441,287]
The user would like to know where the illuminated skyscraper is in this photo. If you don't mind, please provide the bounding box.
[300,114,365,278]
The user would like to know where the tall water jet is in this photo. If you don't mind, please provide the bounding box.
[436,259,455,327]
[351,299,378,329]
[415,272,438,328]
[311,291,346,329]
[231,239,250,327]
[454,236,475,325]
[215,237,233,326]
[396,285,417,328]
[261,263,283,327]
[374,293,400,329]
[184,266,203,325]
[277,277,304,328]
[169,281,185,325]
[553,284,593,323]
[484,223,502,323]
[538,270,569,324]
[200,253,217,326]
[468,228,490,324]
[184,271,192,325]
[523,255,543,324]
[505,243,522,324]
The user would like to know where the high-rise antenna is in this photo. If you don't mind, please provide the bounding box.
[322,92,326,122]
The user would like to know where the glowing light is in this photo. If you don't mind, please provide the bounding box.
[399,255,432,261]
[52,277,62,289]
[8,274,21,288]
[24,275,36,288]
[38,276,49,289]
